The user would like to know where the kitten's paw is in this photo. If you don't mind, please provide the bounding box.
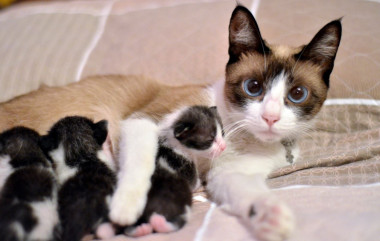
[248,196,295,241]
[124,223,153,237]
[109,189,146,225]
[96,222,116,239]
[149,213,177,233]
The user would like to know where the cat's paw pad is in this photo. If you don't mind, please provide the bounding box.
[248,197,294,241]
[124,223,153,237]
[95,222,116,239]
[149,213,177,233]
[109,189,146,225]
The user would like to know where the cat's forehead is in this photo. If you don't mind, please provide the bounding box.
[226,44,325,90]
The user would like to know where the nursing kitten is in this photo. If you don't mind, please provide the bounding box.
[0,127,58,241]
[123,106,225,237]
[0,5,342,241]
[40,116,116,241]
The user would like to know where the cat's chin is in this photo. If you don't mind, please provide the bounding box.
[254,130,283,143]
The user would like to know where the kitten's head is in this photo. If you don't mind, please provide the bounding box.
[0,127,50,168]
[40,116,108,167]
[162,106,226,159]
[224,5,342,142]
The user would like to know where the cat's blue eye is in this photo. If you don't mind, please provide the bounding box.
[243,79,263,97]
[288,86,308,103]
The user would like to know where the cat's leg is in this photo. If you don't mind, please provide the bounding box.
[207,168,294,241]
[109,117,158,225]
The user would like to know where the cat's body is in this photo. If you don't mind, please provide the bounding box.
[0,5,341,241]
[123,106,225,237]
[40,116,116,241]
[0,127,59,241]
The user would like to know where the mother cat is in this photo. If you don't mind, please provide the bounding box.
[0,6,341,241]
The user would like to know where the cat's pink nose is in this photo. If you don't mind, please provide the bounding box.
[262,114,279,127]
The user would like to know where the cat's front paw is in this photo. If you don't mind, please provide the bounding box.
[247,196,294,241]
[109,187,147,225]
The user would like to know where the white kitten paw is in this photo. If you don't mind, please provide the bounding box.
[247,196,295,241]
[109,188,147,225]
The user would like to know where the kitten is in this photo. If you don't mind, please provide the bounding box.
[0,5,342,241]
[0,127,59,241]
[123,106,225,237]
[40,116,116,241]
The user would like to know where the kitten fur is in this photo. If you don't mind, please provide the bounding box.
[40,116,116,241]
[0,127,59,241]
[123,106,225,237]
[0,5,342,241]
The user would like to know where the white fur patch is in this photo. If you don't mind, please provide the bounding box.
[10,222,25,240]
[110,117,158,225]
[0,155,12,192]
[49,144,77,184]
[97,149,116,172]
[29,198,59,240]
[157,157,176,174]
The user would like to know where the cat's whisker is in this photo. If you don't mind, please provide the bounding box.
[225,123,250,139]
[224,121,251,133]
[224,120,250,134]
[224,119,249,132]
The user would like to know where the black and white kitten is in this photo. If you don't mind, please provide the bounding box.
[40,116,116,241]
[123,106,226,237]
[0,127,59,241]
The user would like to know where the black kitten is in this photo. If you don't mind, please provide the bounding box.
[0,127,58,241]
[40,116,116,241]
[124,106,226,237]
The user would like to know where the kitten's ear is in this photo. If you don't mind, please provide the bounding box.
[209,106,217,113]
[174,123,194,141]
[93,120,108,145]
[295,19,342,87]
[228,5,269,64]
[40,135,55,152]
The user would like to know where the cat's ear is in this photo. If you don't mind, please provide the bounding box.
[295,19,342,87]
[228,5,269,64]
[93,120,108,146]
[174,123,194,141]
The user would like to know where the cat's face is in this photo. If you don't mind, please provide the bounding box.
[171,106,226,159]
[224,6,341,143]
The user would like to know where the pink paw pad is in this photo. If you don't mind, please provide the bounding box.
[130,223,153,237]
[96,222,116,239]
[149,213,177,233]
